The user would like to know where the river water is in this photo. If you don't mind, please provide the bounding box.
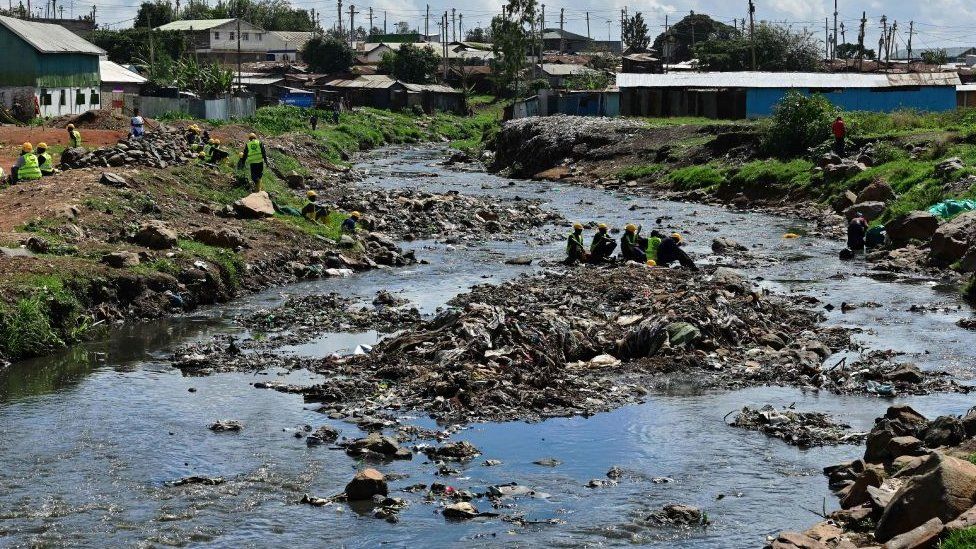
[1,146,974,548]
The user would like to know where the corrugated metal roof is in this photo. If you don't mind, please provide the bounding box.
[325,75,398,89]
[616,71,961,89]
[239,76,285,86]
[155,18,240,31]
[99,59,146,84]
[539,63,599,76]
[0,15,104,54]
[271,31,314,49]
[403,83,461,94]
[958,84,976,92]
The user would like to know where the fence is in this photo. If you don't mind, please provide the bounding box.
[127,95,256,120]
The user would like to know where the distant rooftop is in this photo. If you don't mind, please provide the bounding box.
[155,18,243,31]
[0,15,104,54]
[616,71,961,89]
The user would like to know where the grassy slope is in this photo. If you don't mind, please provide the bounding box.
[0,103,502,362]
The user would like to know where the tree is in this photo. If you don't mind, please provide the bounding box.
[920,49,949,65]
[394,21,411,34]
[91,29,189,63]
[761,90,837,157]
[836,42,875,60]
[379,44,440,83]
[652,12,738,63]
[465,27,491,43]
[564,71,611,91]
[695,22,821,72]
[173,0,316,32]
[489,0,538,99]
[135,1,173,29]
[622,12,650,53]
[302,36,355,73]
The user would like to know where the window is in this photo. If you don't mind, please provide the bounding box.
[256,33,262,41]
[229,32,235,40]
[91,90,100,106]
[59,89,66,106]
[40,90,52,106]
[76,89,86,105]
[214,31,220,40]
[242,32,249,41]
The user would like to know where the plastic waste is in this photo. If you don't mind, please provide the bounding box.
[354,344,373,355]
[865,380,895,397]
[928,199,976,220]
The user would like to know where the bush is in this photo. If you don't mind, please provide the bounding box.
[667,165,726,190]
[761,91,838,157]
[617,164,663,181]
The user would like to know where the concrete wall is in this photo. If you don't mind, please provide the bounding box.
[746,87,958,118]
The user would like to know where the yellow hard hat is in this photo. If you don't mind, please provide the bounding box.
[22,142,33,152]
[37,142,47,149]
[625,224,637,232]
[597,223,608,230]
[573,222,583,230]
[248,133,257,140]
[239,152,245,158]
[647,259,657,267]
[211,138,221,145]
[198,152,206,158]
[307,190,318,198]
[672,233,682,242]
[66,124,74,130]
[350,211,361,218]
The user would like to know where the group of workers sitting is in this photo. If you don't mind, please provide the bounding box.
[301,190,361,232]
[185,124,229,165]
[567,222,698,270]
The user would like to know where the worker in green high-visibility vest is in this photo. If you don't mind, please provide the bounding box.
[11,142,42,185]
[66,123,82,147]
[240,133,267,192]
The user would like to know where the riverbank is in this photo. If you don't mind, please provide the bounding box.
[0,105,504,363]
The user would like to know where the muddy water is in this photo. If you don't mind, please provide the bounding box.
[1,146,974,548]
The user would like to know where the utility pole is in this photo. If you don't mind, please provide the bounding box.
[748,0,756,70]
[348,4,356,45]
[879,14,888,65]
[425,4,429,39]
[825,18,829,60]
[840,22,845,45]
[606,19,611,42]
[585,11,590,40]
[857,11,866,71]
[888,20,897,66]
[832,0,838,60]
[459,13,463,40]
[383,10,386,33]
[907,20,915,65]
[236,16,241,95]
[368,6,372,34]
[451,8,456,42]
[664,14,669,71]
[443,12,449,79]
[559,8,564,54]
[337,0,342,36]
[621,8,626,52]
[90,4,95,25]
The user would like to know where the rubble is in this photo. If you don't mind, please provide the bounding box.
[730,405,866,447]
[59,128,192,170]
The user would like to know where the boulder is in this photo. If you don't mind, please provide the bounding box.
[345,468,388,500]
[134,220,178,250]
[886,405,929,426]
[888,436,924,458]
[882,517,943,549]
[945,504,976,532]
[886,212,940,243]
[845,202,886,222]
[345,433,412,460]
[769,531,830,549]
[841,468,884,509]
[0,247,32,258]
[921,416,966,448]
[887,363,925,384]
[712,237,747,254]
[857,180,896,204]
[99,172,129,187]
[962,410,976,438]
[875,454,976,541]
[930,210,976,263]
[442,502,478,519]
[102,251,140,268]
[233,191,275,218]
[832,190,858,214]
[285,171,304,188]
[936,157,965,178]
[193,227,246,249]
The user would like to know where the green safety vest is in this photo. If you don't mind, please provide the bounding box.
[623,232,638,246]
[567,232,584,254]
[202,144,214,161]
[18,153,42,180]
[38,152,53,174]
[69,130,81,147]
[246,139,263,165]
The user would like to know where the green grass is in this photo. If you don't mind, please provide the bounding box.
[268,149,310,177]
[847,108,976,138]
[641,116,743,128]
[731,159,814,187]
[941,526,976,549]
[0,273,90,360]
[617,163,664,181]
[667,165,726,191]
[176,240,245,290]
[271,211,345,242]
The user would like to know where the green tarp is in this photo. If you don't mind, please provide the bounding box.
[928,199,976,220]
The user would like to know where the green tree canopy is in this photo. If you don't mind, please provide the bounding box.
[135,1,174,29]
[301,36,355,73]
[91,28,189,63]
[622,12,650,52]
[694,22,822,72]
[465,27,492,43]
[836,42,875,60]
[489,0,538,99]
[652,12,738,62]
[379,44,441,83]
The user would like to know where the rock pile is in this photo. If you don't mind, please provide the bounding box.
[331,188,564,241]
[731,405,866,447]
[59,128,194,170]
[773,405,976,548]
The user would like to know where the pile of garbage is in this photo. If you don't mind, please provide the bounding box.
[330,188,564,241]
[307,264,851,422]
[59,128,194,170]
[237,292,421,348]
[730,405,866,447]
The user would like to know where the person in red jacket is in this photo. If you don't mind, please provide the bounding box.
[832,116,846,157]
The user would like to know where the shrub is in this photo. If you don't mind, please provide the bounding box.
[761,91,838,157]
[617,164,663,181]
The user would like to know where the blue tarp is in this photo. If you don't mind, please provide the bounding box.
[928,199,976,219]
[280,93,313,108]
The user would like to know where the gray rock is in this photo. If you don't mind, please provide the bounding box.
[134,220,178,250]
[102,251,140,268]
[193,227,246,249]
[233,191,275,219]
[345,468,388,500]
[844,201,886,222]
[99,172,129,187]
[930,210,976,264]
[856,180,896,204]
[886,211,940,243]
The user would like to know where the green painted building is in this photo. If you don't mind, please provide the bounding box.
[0,15,104,118]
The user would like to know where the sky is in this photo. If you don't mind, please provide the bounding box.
[84,0,975,50]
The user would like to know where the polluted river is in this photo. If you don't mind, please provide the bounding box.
[2,145,975,548]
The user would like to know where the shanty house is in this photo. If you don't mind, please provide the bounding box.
[538,63,602,88]
[265,31,315,62]
[0,15,104,118]
[323,75,465,114]
[542,28,592,54]
[617,72,961,119]
[155,18,269,63]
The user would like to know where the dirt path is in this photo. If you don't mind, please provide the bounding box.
[0,127,126,172]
